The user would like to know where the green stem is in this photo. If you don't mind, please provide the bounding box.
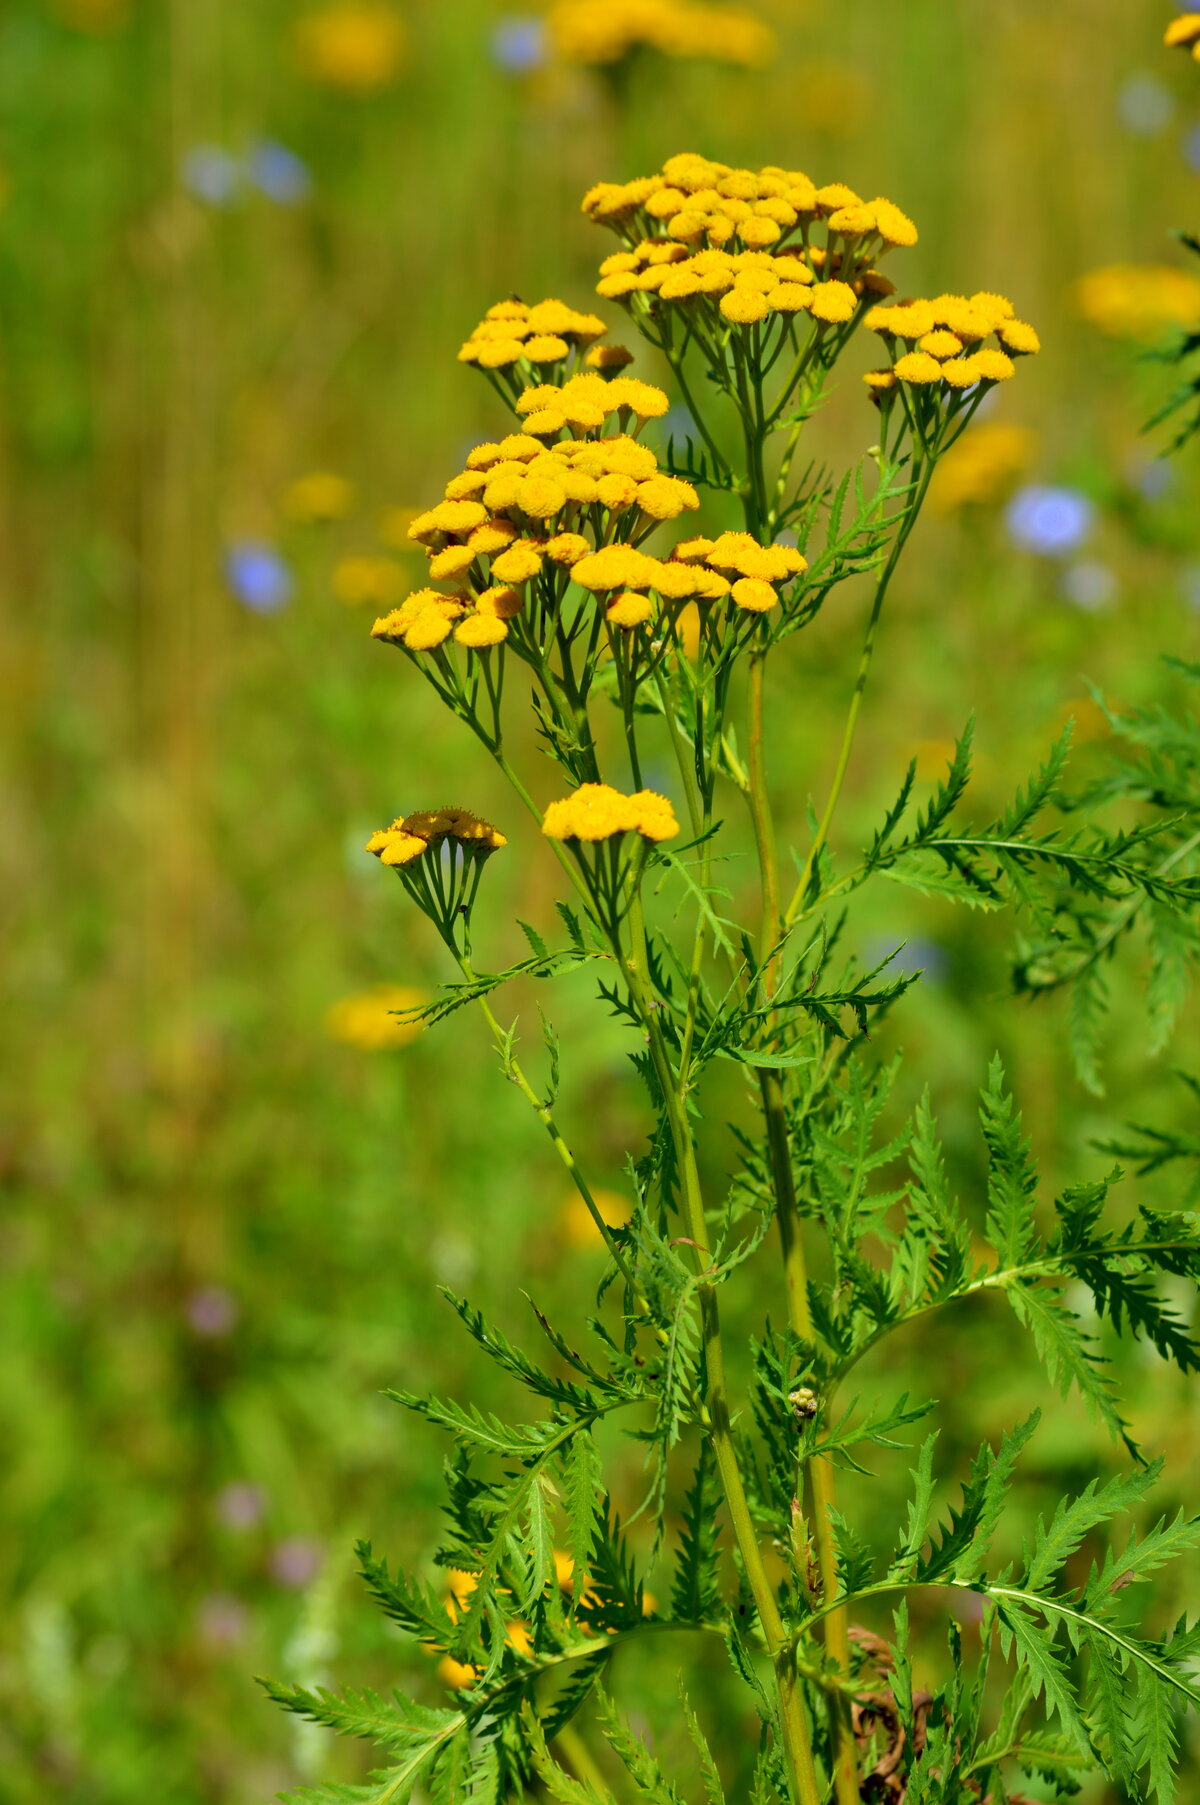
[784,464,932,928]
[620,892,822,1805]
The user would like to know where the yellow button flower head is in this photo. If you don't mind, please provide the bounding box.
[491,542,546,584]
[919,330,964,360]
[730,577,778,613]
[475,585,524,619]
[607,591,654,628]
[428,546,477,580]
[408,500,489,545]
[893,350,944,385]
[545,533,592,566]
[285,472,355,523]
[809,281,859,325]
[542,783,680,843]
[636,476,700,520]
[721,286,771,324]
[704,532,807,582]
[294,1,407,92]
[455,613,509,648]
[571,544,661,592]
[1164,13,1200,48]
[325,984,426,1051]
[586,344,635,371]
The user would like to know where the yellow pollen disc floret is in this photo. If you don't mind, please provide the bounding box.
[606,591,654,628]
[809,281,859,325]
[730,577,778,613]
[455,613,509,648]
[893,350,945,385]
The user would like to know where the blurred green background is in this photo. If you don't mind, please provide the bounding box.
[2,0,1198,1798]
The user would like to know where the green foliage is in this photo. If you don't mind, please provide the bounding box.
[249,116,1200,1805]
[1146,232,1200,451]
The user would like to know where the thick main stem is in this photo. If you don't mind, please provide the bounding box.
[747,652,860,1805]
[622,900,822,1805]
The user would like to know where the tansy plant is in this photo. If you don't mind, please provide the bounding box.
[266,153,1200,1804]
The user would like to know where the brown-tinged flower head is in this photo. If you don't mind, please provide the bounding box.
[548,0,774,68]
[367,808,506,866]
[542,783,680,843]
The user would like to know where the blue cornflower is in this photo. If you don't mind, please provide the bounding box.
[1006,485,1095,557]
[248,141,312,205]
[182,145,241,206]
[224,543,293,614]
[490,16,547,73]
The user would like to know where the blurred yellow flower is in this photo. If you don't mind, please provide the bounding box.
[284,472,355,523]
[294,2,407,92]
[556,1187,632,1248]
[380,506,423,549]
[548,0,775,67]
[1074,264,1200,341]
[930,422,1039,513]
[325,984,426,1050]
[436,1655,476,1690]
[333,554,405,606]
[1163,13,1200,53]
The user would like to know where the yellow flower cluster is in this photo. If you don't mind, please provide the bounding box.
[1074,264,1200,341]
[366,808,507,867]
[930,423,1039,513]
[542,783,680,843]
[862,293,1038,396]
[1164,13,1200,58]
[584,154,914,331]
[458,298,609,374]
[325,984,426,1050]
[294,1,407,90]
[548,0,774,67]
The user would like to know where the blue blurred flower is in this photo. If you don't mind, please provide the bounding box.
[224,543,293,614]
[1184,123,1200,175]
[1006,485,1095,557]
[1061,561,1118,613]
[490,15,547,73]
[864,937,948,982]
[181,145,241,206]
[1116,72,1174,138]
[248,140,311,205]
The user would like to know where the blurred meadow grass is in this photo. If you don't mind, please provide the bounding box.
[1,0,1198,1798]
